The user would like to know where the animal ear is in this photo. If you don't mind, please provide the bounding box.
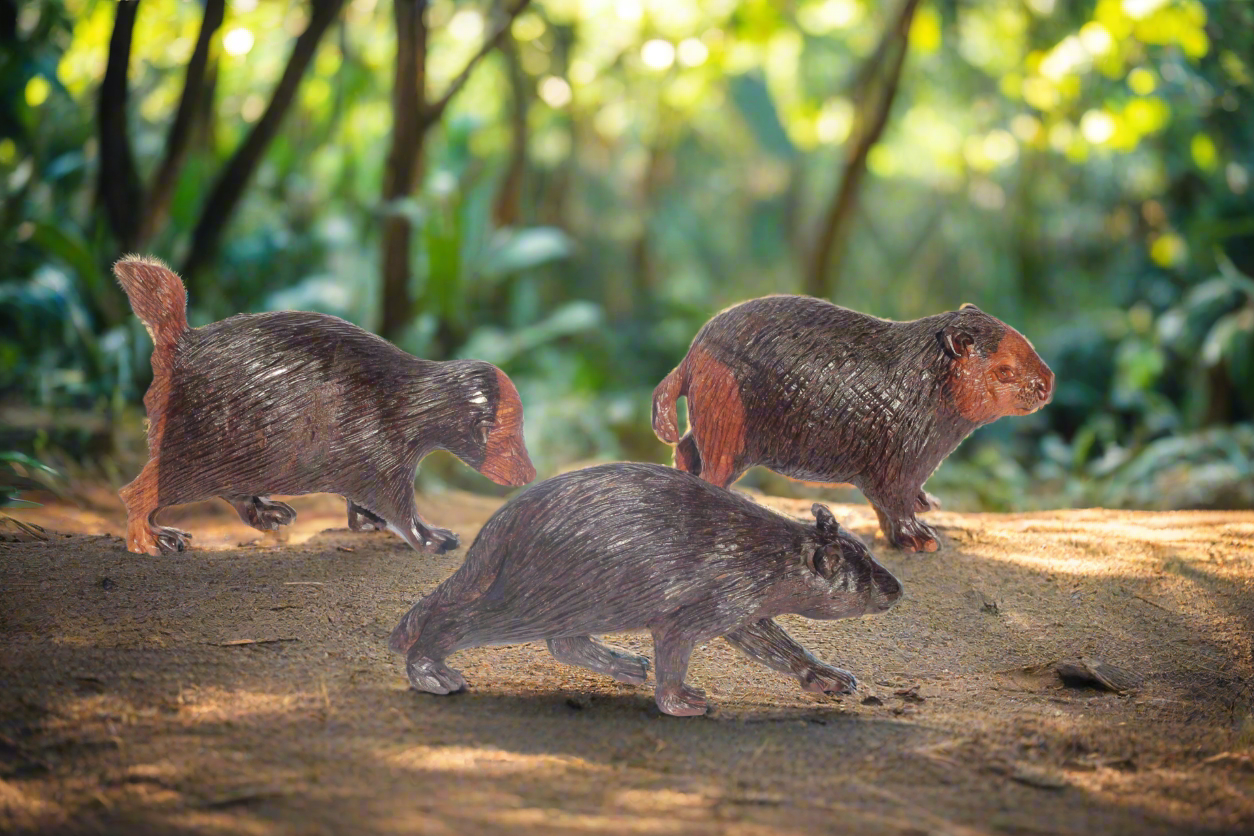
[959,302,982,312]
[938,326,975,360]
[811,503,837,535]
[804,544,839,580]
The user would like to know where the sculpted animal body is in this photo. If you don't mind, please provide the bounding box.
[114,257,535,556]
[389,462,902,717]
[652,295,1054,552]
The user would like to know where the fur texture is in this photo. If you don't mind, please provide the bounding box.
[390,462,902,716]
[114,257,535,556]
[652,295,1054,552]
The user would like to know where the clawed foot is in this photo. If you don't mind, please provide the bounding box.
[881,514,939,553]
[420,526,460,554]
[347,502,388,532]
[238,497,296,531]
[797,664,857,694]
[406,655,467,695]
[152,526,191,554]
[606,651,651,685]
[655,683,708,717]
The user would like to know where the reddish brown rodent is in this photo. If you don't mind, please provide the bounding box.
[652,295,1054,552]
[389,462,902,717]
[114,256,535,556]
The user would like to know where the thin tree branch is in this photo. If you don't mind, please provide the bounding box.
[139,0,225,245]
[97,0,143,253]
[803,0,921,299]
[423,0,532,127]
[181,0,346,284]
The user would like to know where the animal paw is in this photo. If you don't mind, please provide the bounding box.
[422,527,461,554]
[406,656,467,695]
[655,683,708,717]
[154,526,191,554]
[891,518,940,553]
[607,652,650,685]
[244,497,296,530]
[797,664,857,694]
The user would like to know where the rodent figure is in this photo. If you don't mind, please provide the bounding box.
[652,295,1054,552]
[114,257,536,556]
[389,462,902,717]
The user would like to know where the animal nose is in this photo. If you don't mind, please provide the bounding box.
[1036,370,1055,404]
[871,564,902,611]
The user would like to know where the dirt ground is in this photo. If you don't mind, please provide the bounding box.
[3,484,1254,836]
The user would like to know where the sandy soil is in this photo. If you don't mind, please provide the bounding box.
[3,485,1254,835]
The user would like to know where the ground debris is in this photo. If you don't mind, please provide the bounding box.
[210,638,300,647]
[1008,762,1069,790]
[1203,752,1254,772]
[861,695,884,706]
[1056,658,1142,694]
[0,515,48,542]
[894,685,925,703]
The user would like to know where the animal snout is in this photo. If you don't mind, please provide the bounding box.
[870,564,903,612]
[1035,368,1055,404]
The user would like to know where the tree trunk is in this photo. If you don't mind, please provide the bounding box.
[181,0,346,286]
[97,0,143,255]
[379,0,430,342]
[378,0,532,341]
[139,0,225,246]
[491,31,528,228]
[802,0,921,299]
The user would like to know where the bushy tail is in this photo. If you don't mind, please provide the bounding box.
[113,256,188,356]
[651,362,686,444]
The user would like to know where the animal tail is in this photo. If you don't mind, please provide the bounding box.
[651,361,687,444]
[113,256,189,356]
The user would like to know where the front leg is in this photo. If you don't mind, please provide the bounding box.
[873,504,940,553]
[725,618,856,694]
[650,628,707,716]
[862,482,940,552]
[392,503,460,554]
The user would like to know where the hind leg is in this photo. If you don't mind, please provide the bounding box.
[347,499,387,532]
[651,628,706,716]
[404,628,467,695]
[230,496,296,531]
[119,459,190,556]
[547,636,650,685]
[685,349,747,489]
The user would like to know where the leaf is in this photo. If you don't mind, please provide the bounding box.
[476,227,574,282]
[456,301,602,366]
[729,73,797,160]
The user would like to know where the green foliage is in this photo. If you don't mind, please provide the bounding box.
[0,0,1251,510]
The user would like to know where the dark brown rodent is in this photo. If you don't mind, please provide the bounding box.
[652,295,1054,552]
[389,462,902,717]
[114,256,535,556]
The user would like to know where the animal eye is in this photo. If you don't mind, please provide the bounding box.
[995,366,1016,383]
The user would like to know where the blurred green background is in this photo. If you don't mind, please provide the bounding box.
[2,0,1252,514]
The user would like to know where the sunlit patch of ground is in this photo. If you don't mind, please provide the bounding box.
[3,489,1253,834]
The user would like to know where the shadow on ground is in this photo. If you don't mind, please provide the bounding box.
[3,492,1254,834]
